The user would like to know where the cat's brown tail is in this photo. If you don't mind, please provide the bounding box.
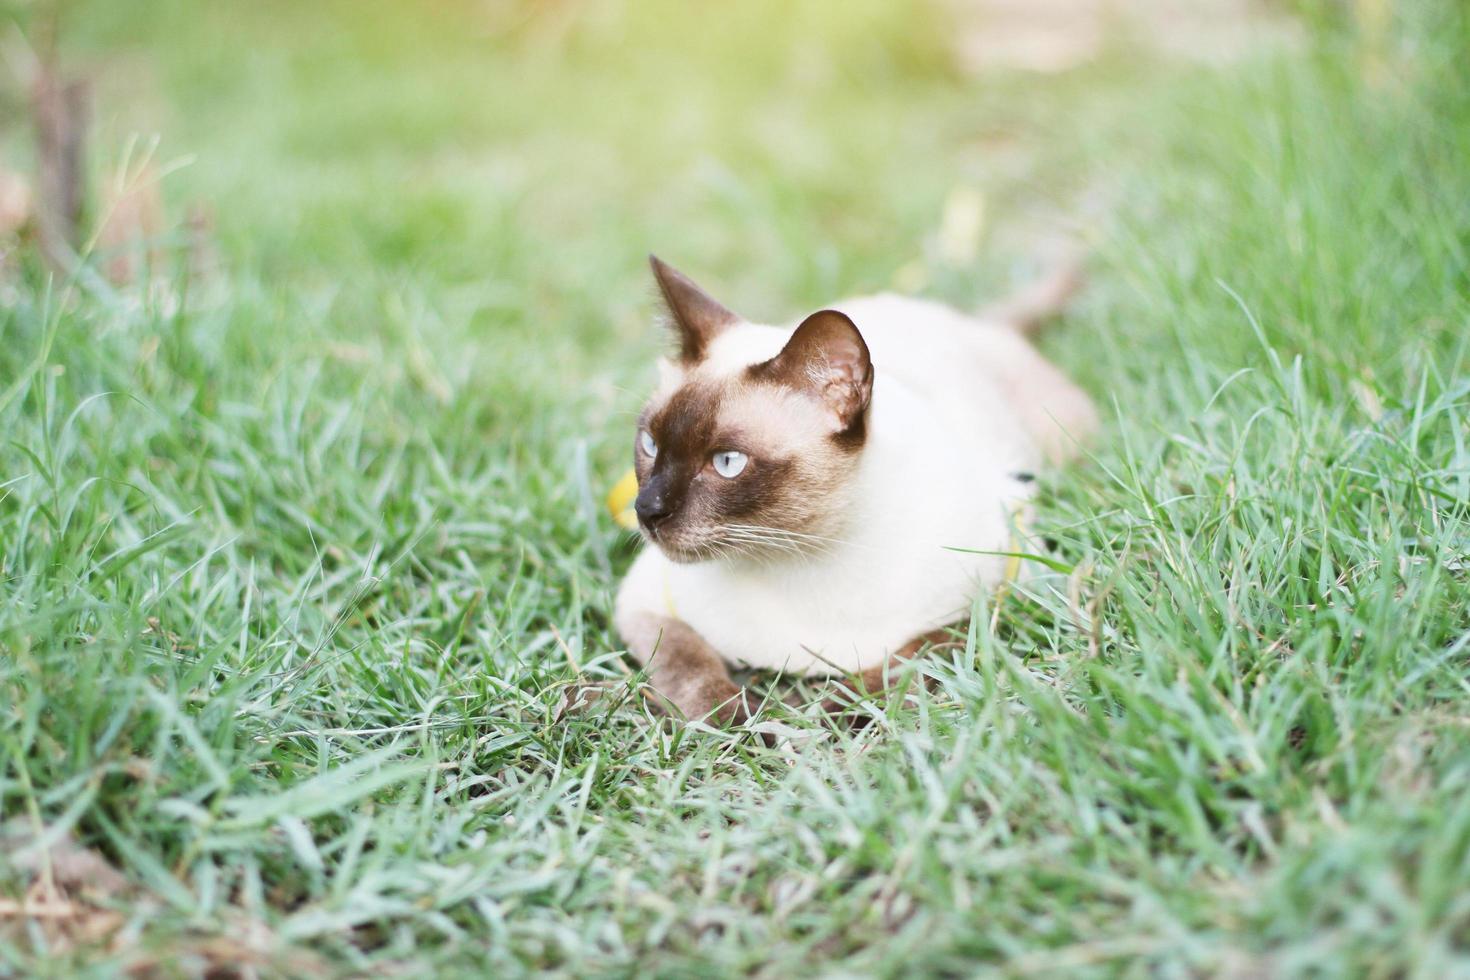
[982,256,1085,336]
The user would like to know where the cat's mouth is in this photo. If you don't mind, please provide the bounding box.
[643,528,715,564]
[641,522,736,564]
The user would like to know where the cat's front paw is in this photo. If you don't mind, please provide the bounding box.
[666,678,773,744]
[682,677,752,725]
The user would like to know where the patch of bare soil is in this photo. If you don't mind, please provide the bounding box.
[0,819,327,977]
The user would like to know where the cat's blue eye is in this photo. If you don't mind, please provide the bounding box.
[639,430,658,458]
[712,450,748,478]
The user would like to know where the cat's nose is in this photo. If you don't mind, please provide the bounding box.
[635,490,675,528]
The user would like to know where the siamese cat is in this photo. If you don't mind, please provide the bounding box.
[614,256,1097,727]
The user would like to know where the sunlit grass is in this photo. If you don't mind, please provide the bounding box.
[2,0,1468,973]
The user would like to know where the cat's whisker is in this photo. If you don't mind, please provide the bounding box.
[730,522,896,556]
[716,525,829,564]
[724,522,831,544]
[720,525,805,549]
[720,538,800,561]
[723,523,813,543]
[718,531,780,551]
[721,523,844,556]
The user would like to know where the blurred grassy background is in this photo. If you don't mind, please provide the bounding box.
[2,0,1468,974]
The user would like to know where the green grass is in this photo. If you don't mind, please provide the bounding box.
[2,0,1469,974]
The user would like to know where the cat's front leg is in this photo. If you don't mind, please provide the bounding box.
[617,609,755,727]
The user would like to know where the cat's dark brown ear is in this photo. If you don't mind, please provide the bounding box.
[753,310,873,436]
[649,255,738,363]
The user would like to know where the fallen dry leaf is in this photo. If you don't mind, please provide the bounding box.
[2,818,131,898]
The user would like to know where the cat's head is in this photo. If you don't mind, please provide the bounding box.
[630,256,873,563]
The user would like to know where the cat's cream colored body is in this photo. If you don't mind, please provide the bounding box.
[616,292,1092,677]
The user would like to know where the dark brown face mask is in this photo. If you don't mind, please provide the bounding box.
[632,377,720,535]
